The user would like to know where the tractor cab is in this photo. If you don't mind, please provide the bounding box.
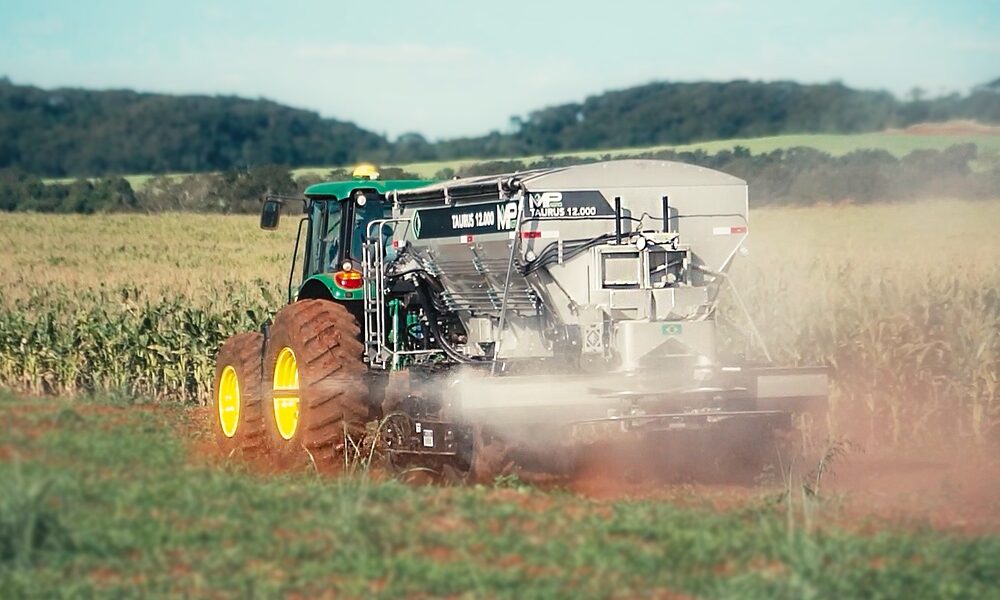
[260,164,435,304]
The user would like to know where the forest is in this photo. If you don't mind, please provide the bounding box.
[1,77,998,177]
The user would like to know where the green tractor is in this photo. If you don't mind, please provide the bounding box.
[211,164,433,468]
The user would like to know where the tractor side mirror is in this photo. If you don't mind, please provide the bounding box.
[260,199,282,230]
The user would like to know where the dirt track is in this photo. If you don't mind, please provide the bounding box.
[888,119,1000,136]
[826,451,1000,533]
[5,400,997,535]
[181,404,1000,534]
[567,446,1000,534]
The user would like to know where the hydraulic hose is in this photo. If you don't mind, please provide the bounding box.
[413,277,488,364]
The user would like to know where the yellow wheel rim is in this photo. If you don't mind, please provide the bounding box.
[218,365,240,438]
[272,346,300,440]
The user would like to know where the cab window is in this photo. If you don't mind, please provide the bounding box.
[324,202,343,270]
[307,199,343,276]
[350,198,390,259]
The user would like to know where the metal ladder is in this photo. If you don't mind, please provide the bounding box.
[362,217,414,369]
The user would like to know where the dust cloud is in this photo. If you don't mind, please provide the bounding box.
[433,342,1000,532]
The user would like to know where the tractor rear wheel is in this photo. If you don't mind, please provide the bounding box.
[263,300,369,472]
[211,332,267,457]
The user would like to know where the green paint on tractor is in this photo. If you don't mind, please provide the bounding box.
[304,179,437,200]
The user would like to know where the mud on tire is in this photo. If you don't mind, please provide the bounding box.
[263,300,369,472]
[211,332,267,457]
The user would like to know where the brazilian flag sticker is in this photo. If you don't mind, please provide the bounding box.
[661,323,683,336]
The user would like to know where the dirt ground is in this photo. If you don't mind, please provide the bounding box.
[4,398,997,536]
[887,119,1000,136]
[824,450,1000,533]
[176,403,1000,535]
[567,445,1000,534]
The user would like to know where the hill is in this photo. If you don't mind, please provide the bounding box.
[0,78,389,177]
[1,77,998,177]
[378,130,1000,180]
[429,80,1000,160]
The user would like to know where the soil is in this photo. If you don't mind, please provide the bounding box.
[7,399,995,535]
[564,444,1000,534]
[187,400,1000,533]
[825,450,1000,534]
[886,120,1000,136]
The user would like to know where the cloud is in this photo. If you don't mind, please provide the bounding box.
[294,42,474,65]
[951,38,1000,54]
[13,16,66,37]
[699,1,742,17]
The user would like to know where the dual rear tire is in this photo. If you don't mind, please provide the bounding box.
[211,332,266,457]
[210,300,369,471]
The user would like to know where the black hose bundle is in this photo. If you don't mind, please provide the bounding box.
[520,229,660,276]
[411,273,489,364]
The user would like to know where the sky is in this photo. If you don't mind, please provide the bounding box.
[1,0,998,139]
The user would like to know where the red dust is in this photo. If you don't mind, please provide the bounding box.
[49,400,996,535]
[825,448,1000,534]
[564,441,1000,534]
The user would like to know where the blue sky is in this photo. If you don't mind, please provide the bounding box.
[1,0,997,139]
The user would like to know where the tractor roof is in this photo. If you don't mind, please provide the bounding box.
[304,179,437,200]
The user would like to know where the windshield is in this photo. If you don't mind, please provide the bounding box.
[351,199,389,259]
[305,195,391,279]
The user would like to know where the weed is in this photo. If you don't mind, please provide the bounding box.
[802,438,859,499]
[0,461,73,568]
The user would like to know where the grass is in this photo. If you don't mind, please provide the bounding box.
[0,392,997,598]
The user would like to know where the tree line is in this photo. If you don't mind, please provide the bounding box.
[451,143,999,206]
[2,144,996,214]
[0,78,389,178]
[459,79,1000,157]
[1,77,998,177]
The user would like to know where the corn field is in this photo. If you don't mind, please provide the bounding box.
[726,263,999,447]
[0,203,997,447]
[0,285,275,403]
